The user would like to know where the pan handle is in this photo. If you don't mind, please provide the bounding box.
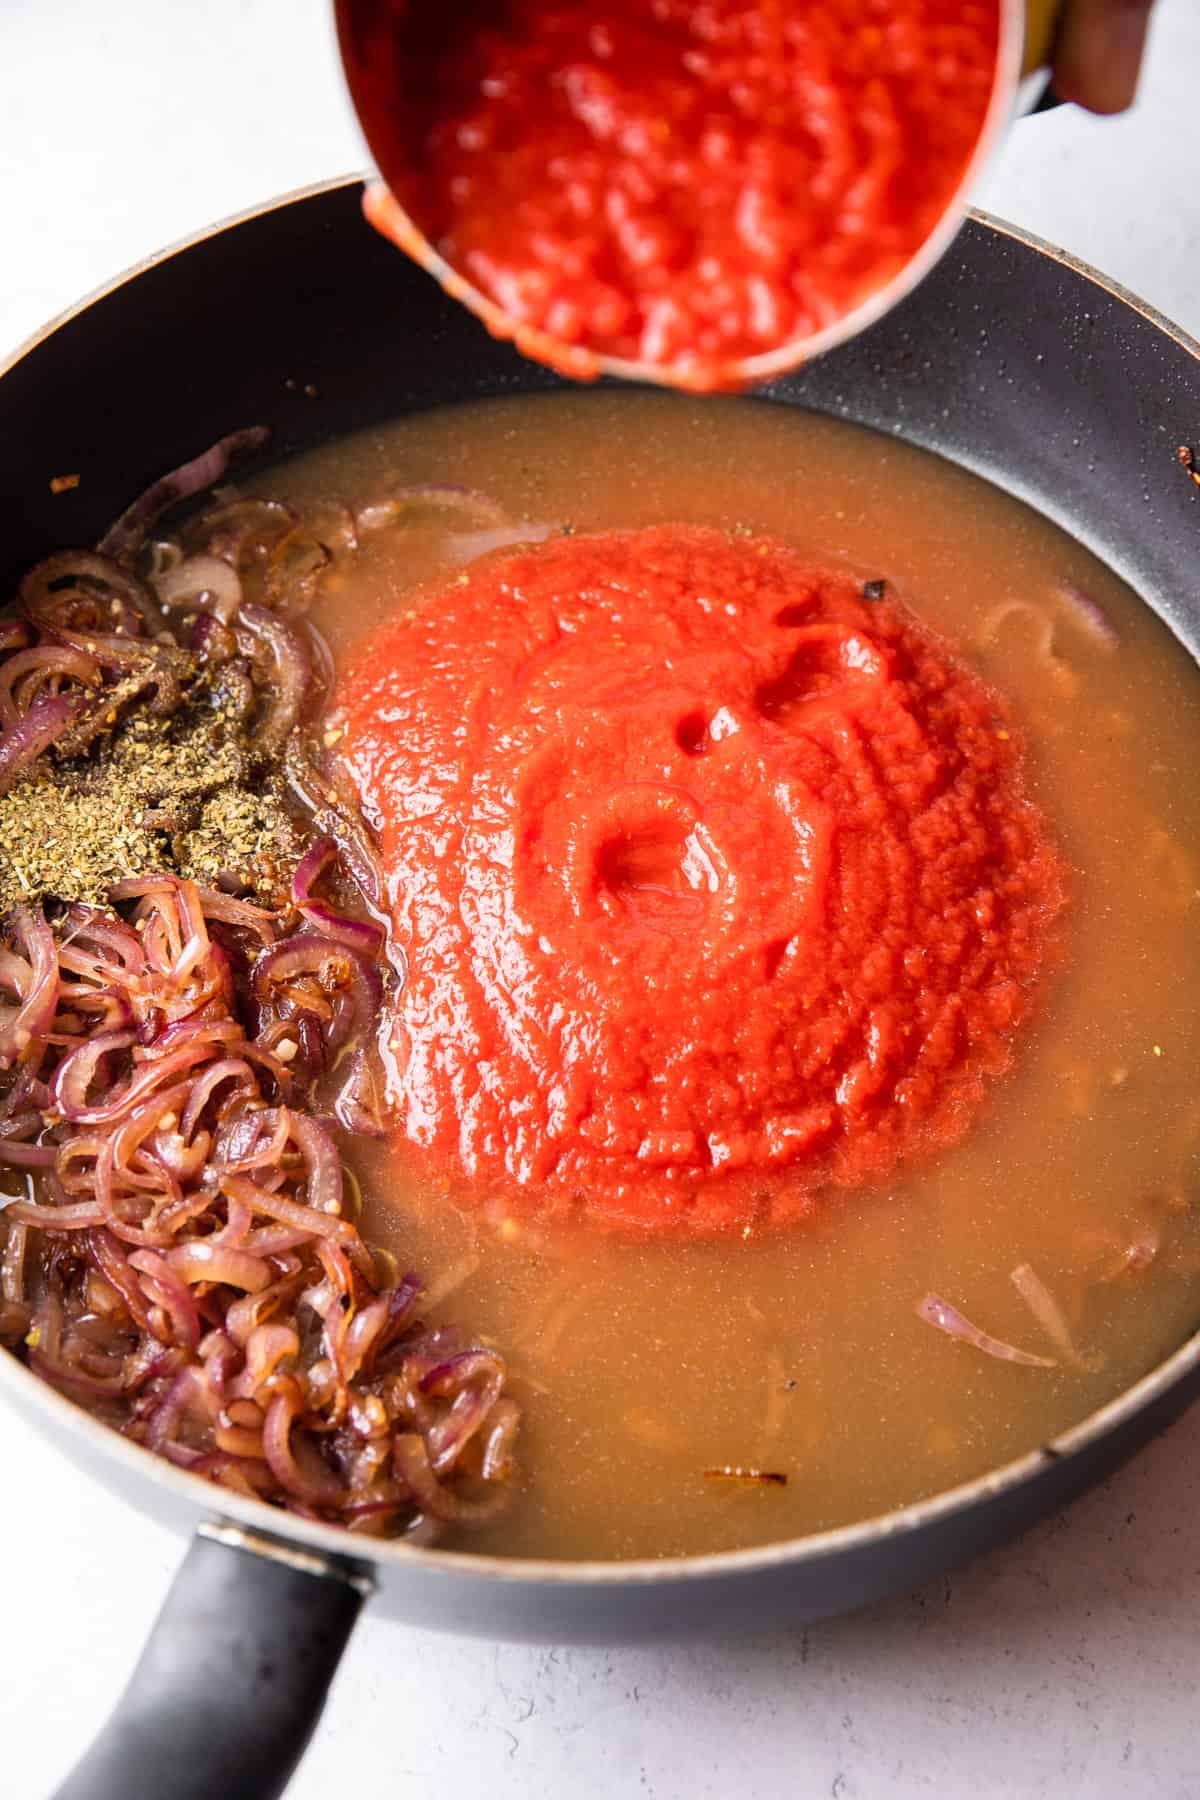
[53,1521,372,1800]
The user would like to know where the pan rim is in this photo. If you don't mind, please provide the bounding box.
[2,178,1199,1591]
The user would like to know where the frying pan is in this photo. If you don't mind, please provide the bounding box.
[2,178,1198,1800]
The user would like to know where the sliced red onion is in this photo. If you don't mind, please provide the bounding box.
[0,1114,55,1168]
[142,1364,215,1450]
[29,1348,125,1399]
[290,838,385,953]
[155,553,244,623]
[1,1216,28,1301]
[59,906,146,977]
[1011,1263,1104,1373]
[333,1055,388,1139]
[234,1040,296,1098]
[151,1113,212,1184]
[0,909,59,1067]
[167,1241,273,1293]
[297,904,384,956]
[59,984,133,1033]
[223,1273,306,1351]
[917,1293,1057,1369]
[235,602,312,754]
[177,1058,257,1141]
[5,1197,106,1231]
[51,1028,138,1121]
[99,1083,196,1225]
[263,1389,342,1507]
[212,1107,290,1177]
[143,1016,241,1058]
[284,742,384,906]
[283,1109,346,1217]
[237,1322,300,1394]
[262,527,333,611]
[212,1420,266,1459]
[291,838,336,907]
[0,690,89,795]
[127,1250,203,1351]
[0,645,100,730]
[253,936,381,1069]
[252,933,357,995]
[20,549,157,631]
[21,560,189,683]
[56,1031,220,1126]
[420,1350,506,1474]
[220,1174,371,1276]
[87,1229,155,1333]
[97,426,269,563]
[393,1433,510,1525]
[479,1398,521,1484]
[0,1139,55,1169]
[444,521,559,563]
[1058,583,1120,651]
[354,484,507,536]
[197,890,280,945]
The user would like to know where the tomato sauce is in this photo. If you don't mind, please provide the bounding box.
[336,525,1065,1236]
[338,0,1001,386]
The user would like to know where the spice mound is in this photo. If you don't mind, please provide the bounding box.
[336,525,1068,1236]
[0,687,298,911]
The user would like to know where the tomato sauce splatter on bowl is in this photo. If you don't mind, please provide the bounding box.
[339,0,1002,387]
[336,527,1066,1237]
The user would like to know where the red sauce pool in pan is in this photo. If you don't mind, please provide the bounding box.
[335,525,1066,1236]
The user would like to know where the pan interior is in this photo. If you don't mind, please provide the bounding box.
[244,383,1200,1562]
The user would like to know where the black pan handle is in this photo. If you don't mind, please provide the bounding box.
[53,1521,372,1800]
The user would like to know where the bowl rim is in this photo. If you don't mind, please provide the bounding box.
[2,178,1199,1591]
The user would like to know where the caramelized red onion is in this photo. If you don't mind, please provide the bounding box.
[917,1292,1057,1369]
[0,907,58,1066]
[354,483,507,536]
[19,549,161,639]
[235,602,315,755]
[0,436,532,1538]
[0,877,517,1536]
[0,691,89,795]
[97,427,270,564]
[293,839,385,953]
[0,645,100,729]
[0,551,197,779]
[154,553,245,623]
[1058,582,1120,651]
[1010,1262,1104,1374]
[284,743,385,907]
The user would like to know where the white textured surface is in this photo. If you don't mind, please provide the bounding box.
[2,4,1199,1797]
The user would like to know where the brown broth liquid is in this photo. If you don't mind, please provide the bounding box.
[266,393,1200,1561]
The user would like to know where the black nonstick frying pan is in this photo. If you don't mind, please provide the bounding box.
[2,178,1199,1800]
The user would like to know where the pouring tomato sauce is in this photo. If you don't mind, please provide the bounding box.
[335,526,1066,1236]
[338,0,1003,388]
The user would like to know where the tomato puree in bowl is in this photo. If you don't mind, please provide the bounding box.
[336,526,1065,1236]
[338,0,1003,388]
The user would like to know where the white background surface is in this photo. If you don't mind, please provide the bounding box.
[2,4,1199,1797]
